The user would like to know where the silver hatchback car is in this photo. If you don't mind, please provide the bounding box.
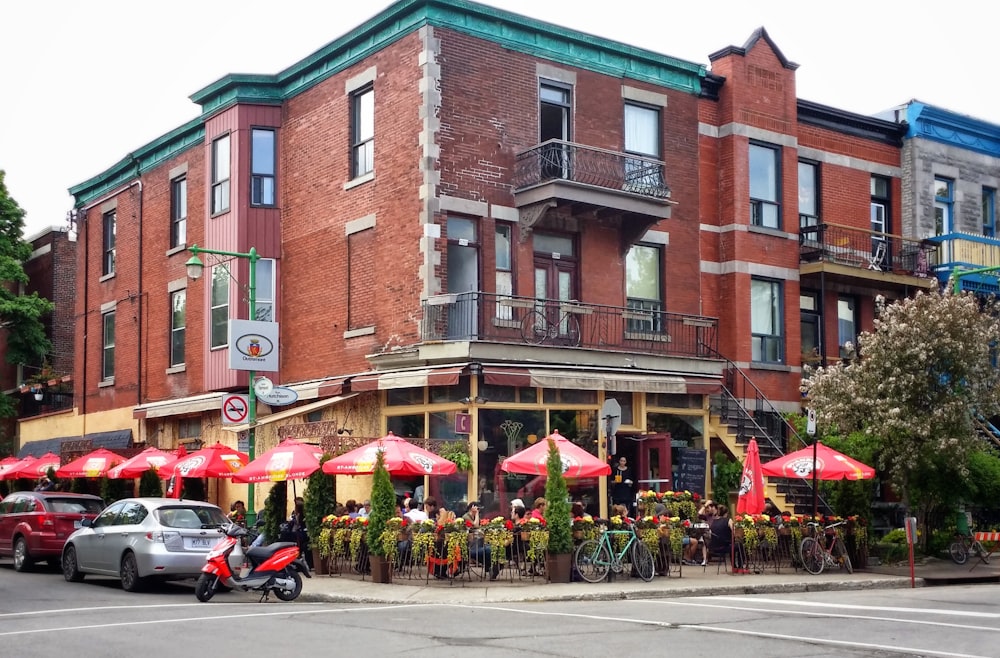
[61,497,229,592]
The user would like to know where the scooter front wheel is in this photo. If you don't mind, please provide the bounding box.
[272,568,303,601]
[195,573,218,602]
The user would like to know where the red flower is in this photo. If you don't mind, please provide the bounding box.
[505,519,513,530]
[464,520,473,528]
[692,492,701,501]
[400,518,408,527]
[682,519,692,527]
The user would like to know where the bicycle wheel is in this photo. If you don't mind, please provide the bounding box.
[973,541,990,564]
[520,310,549,345]
[948,540,969,565]
[835,538,854,574]
[563,314,581,347]
[800,537,824,575]
[631,541,655,582]
[574,539,610,583]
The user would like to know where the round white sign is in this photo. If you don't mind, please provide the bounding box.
[254,376,274,397]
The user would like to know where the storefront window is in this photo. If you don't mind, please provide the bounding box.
[386,414,425,437]
[542,388,597,405]
[386,388,424,406]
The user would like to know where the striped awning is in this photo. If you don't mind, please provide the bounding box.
[350,365,467,391]
[481,366,720,394]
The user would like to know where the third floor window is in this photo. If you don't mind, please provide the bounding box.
[211,134,231,214]
[798,161,818,229]
[933,177,953,236]
[750,143,780,229]
[102,210,116,276]
[251,128,276,206]
[351,86,374,178]
[170,177,187,248]
[984,187,996,238]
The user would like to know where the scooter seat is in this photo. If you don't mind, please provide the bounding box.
[247,541,298,563]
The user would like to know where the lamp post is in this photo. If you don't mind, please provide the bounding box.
[185,244,260,525]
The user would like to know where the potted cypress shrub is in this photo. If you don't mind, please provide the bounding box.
[365,449,396,583]
[138,467,163,497]
[304,454,337,574]
[543,437,573,583]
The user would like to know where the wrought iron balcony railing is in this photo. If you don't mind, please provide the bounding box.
[799,222,937,277]
[513,140,671,201]
[421,292,717,359]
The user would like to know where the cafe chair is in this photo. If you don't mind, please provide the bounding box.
[704,544,731,574]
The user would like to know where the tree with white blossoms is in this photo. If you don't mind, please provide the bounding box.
[803,288,1000,541]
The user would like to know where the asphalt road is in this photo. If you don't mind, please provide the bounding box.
[2,561,998,658]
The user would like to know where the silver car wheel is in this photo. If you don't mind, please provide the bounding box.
[120,552,144,592]
[13,537,32,572]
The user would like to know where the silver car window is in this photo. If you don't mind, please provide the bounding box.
[118,502,148,525]
[92,502,124,528]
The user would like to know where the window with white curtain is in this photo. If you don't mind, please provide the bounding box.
[751,278,783,363]
[624,103,662,191]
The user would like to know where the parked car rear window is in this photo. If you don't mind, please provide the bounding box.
[155,506,228,529]
[47,498,105,514]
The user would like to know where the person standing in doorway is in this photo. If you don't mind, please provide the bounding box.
[610,456,634,515]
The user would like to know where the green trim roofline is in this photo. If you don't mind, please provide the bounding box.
[72,0,707,207]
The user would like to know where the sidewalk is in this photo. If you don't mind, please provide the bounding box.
[297,557,1000,605]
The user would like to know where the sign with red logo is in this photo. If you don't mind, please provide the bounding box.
[229,319,279,372]
[221,394,249,425]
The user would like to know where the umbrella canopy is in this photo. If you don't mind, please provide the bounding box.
[56,448,125,478]
[500,430,611,478]
[159,442,248,479]
[107,446,176,479]
[761,442,875,481]
[736,438,765,515]
[7,453,61,480]
[233,438,325,483]
[0,456,36,481]
[322,432,457,476]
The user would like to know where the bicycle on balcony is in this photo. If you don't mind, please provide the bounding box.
[519,304,582,346]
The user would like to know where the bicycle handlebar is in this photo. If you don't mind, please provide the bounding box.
[806,520,846,530]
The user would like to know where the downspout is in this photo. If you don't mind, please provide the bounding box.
[129,155,144,407]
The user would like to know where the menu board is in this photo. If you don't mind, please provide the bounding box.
[674,448,706,497]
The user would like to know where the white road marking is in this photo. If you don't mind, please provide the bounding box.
[709,596,1000,618]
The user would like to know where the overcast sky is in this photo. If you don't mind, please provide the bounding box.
[2,0,996,239]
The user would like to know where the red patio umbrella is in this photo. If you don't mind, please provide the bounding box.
[233,438,325,483]
[7,453,61,480]
[500,430,611,478]
[107,446,177,479]
[56,448,125,478]
[0,456,35,481]
[159,442,248,479]
[322,432,457,476]
[761,442,875,481]
[736,438,765,515]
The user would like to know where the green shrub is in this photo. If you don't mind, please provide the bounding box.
[138,468,162,497]
[365,450,395,557]
[543,438,573,555]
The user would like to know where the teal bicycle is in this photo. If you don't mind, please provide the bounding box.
[574,523,655,583]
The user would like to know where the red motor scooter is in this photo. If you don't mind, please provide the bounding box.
[195,522,311,602]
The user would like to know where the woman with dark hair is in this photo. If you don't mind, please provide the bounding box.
[708,504,746,572]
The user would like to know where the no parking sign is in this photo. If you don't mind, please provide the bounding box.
[221,394,249,425]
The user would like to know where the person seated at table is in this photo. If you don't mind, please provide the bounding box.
[404,497,427,523]
[762,501,782,523]
[461,501,500,580]
[698,499,716,522]
[423,496,442,522]
[612,504,632,524]
[571,501,591,520]
[530,497,547,521]
[708,504,746,572]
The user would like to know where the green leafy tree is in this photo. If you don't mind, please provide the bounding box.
[543,438,573,555]
[0,171,54,450]
[100,476,128,504]
[804,290,1000,544]
[138,468,163,497]
[712,451,742,506]
[304,454,337,549]
[264,481,288,546]
[365,449,395,557]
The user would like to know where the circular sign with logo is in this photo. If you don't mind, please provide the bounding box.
[254,377,274,397]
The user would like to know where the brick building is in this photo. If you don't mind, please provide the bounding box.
[20,0,992,515]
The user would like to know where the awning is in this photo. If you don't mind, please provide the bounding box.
[133,392,223,419]
[19,429,133,459]
[350,365,466,391]
[481,366,720,394]
[222,393,357,433]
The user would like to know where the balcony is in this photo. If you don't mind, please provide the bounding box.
[924,232,1000,293]
[799,222,938,281]
[420,292,718,359]
[513,140,675,253]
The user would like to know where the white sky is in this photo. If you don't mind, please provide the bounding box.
[2,0,996,238]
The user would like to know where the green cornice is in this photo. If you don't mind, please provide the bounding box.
[76,0,707,206]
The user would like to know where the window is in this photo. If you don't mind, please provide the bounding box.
[838,296,857,358]
[210,265,230,348]
[624,103,663,191]
[495,223,513,320]
[539,82,571,179]
[800,291,821,361]
[170,177,187,248]
[871,176,890,269]
[251,128,276,206]
[446,217,479,339]
[351,86,374,178]
[254,258,275,322]
[625,244,663,333]
[170,289,186,367]
[933,177,953,236]
[178,417,201,439]
[750,144,780,229]
[102,210,116,276]
[751,278,783,363]
[102,310,115,380]
[798,161,818,229]
[984,187,996,238]
[211,134,231,214]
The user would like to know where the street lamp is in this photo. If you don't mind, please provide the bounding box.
[186,244,261,525]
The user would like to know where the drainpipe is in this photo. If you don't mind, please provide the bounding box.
[129,156,144,408]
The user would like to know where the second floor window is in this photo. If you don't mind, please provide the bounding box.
[254,258,275,322]
[170,177,187,248]
[624,103,663,191]
[102,210,116,276]
[495,224,513,320]
[933,177,953,236]
[750,143,780,229]
[251,128,276,206]
[210,265,230,349]
[751,278,783,363]
[838,296,857,359]
[351,86,374,178]
[170,289,186,367]
[984,187,996,238]
[625,243,663,333]
[102,310,115,380]
[212,134,231,214]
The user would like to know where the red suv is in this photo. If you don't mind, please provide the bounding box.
[0,491,105,571]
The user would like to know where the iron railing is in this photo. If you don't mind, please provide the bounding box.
[923,232,1000,292]
[20,392,74,419]
[513,139,671,201]
[799,222,937,277]
[421,292,717,359]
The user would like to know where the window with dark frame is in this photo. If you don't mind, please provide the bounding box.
[798,161,819,229]
[837,296,857,358]
[933,176,953,236]
[254,259,275,322]
[170,177,187,248]
[800,291,821,361]
[870,175,890,269]
[623,102,663,192]
[251,128,276,206]
[495,223,514,320]
[102,310,115,380]
[170,289,186,368]
[983,187,996,238]
[211,134,231,214]
[750,143,780,229]
[625,243,663,333]
[351,85,374,178]
[210,265,230,349]
[102,210,116,276]
[751,277,783,363]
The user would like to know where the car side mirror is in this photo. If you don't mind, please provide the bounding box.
[80,518,93,528]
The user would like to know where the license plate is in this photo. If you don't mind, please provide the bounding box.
[187,537,214,549]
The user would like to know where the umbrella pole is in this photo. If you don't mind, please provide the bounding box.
[812,440,819,519]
